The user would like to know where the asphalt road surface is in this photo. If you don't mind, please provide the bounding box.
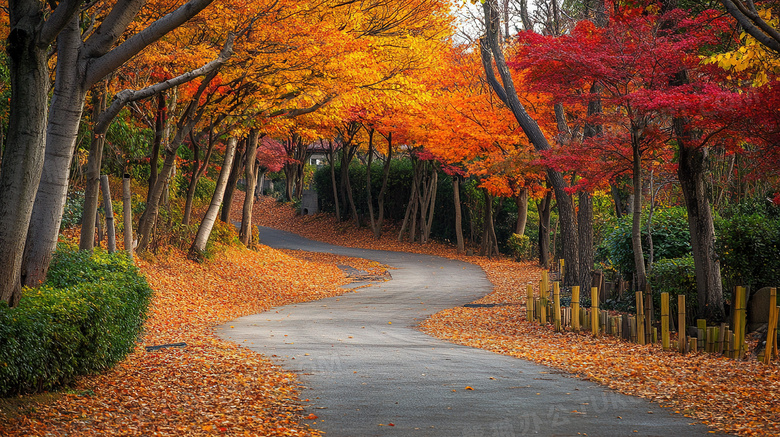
[216,226,724,436]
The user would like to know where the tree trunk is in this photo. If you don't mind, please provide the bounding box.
[80,82,108,251]
[220,140,244,223]
[538,191,552,268]
[189,137,237,259]
[398,160,421,242]
[481,0,579,285]
[0,2,52,305]
[630,138,647,292]
[453,176,465,253]
[514,187,528,236]
[365,128,378,236]
[578,191,594,289]
[148,93,166,203]
[122,174,134,262]
[100,174,117,253]
[23,17,88,288]
[239,130,259,246]
[325,140,341,221]
[374,134,393,239]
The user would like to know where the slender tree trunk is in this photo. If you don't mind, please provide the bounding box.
[122,174,134,261]
[100,174,116,253]
[220,140,244,223]
[80,83,108,251]
[538,191,552,267]
[398,161,421,242]
[481,0,579,284]
[189,137,237,259]
[514,187,528,235]
[239,130,259,246]
[422,169,438,243]
[453,175,465,253]
[325,140,341,220]
[365,128,378,236]
[374,135,393,239]
[148,93,166,203]
[631,138,647,292]
[0,2,52,305]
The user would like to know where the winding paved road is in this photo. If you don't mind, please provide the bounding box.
[216,227,724,436]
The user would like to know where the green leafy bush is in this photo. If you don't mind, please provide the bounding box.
[599,207,691,280]
[649,255,698,322]
[717,207,780,292]
[0,247,152,395]
[507,233,534,261]
[60,190,84,230]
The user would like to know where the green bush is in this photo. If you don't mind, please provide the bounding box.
[507,233,533,261]
[649,255,698,322]
[717,207,780,291]
[599,207,691,280]
[0,246,152,395]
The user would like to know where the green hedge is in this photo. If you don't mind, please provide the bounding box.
[717,207,780,291]
[0,247,152,396]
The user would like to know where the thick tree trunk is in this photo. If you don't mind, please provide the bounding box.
[0,2,52,305]
[23,18,88,288]
[453,176,465,253]
[514,187,528,236]
[239,131,259,246]
[189,137,237,259]
[578,192,594,289]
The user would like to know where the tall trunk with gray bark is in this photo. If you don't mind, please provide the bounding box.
[189,137,237,259]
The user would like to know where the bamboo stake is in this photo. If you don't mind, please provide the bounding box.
[773,306,779,360]
[636,291,645,345]
[553,282,562,332]
[591,287,599,337]
[540,295,548,325]
[678,294,686,354]
[765,289,777,364]
[661,292,670,350]
[734,286,746,359]
[572,286,580,332]
[697,319,707,352]
[526,284,534,322]
[718,323,726,355]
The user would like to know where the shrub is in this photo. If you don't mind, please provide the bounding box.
[0,247,152,395]
[649,255,698,322]
[507,233,534,261]
[60,190,84,230]
[599,207,691,280]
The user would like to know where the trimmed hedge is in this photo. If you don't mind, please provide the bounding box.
[649,255,698,321]
[0,247,152,395]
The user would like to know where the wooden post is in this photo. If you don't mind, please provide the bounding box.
[661,292,670,350]
[100,175,117,253]
[636,291,645,345]
[553,282,562,332]
[526,284,535,322]
[678,295,686,354]
[591,287,599,337]
[697,319,707,352]
[541,271,549,299]
[717,323,726,355]
[572,286,581,332]
[540,295,548,325]
[765,289,777,364]
[122,174,134,263]
[734,286,746,359]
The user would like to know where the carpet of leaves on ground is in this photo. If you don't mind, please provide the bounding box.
[247,194,780,437]
[0,244,357,436]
